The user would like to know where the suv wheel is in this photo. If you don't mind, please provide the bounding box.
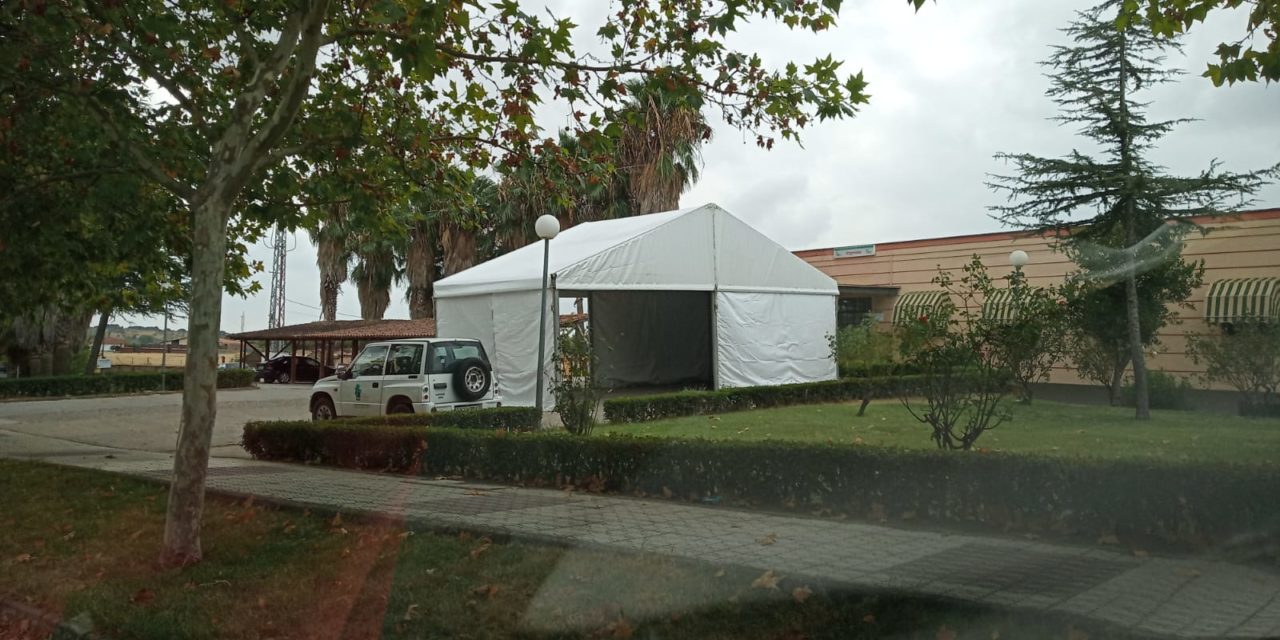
[387,399,414,415]
[453,357,492,401]
[311,396,336,421]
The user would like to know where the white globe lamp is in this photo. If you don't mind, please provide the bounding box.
[535,214,560,240]
[1009,250,1030,271]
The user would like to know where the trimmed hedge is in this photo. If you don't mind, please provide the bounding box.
[602,375,927,423]
[242,406,541,468]
[342,406,541,431]
[838,362,923,379]
[241,424,1280,548]
[0,368,256,399]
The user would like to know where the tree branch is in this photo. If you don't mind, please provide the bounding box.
[244,0,331,178]
[82,95,196,201]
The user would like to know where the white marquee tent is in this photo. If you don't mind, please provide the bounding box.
[433,203,838,406]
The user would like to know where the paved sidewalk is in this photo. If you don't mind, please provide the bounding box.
[3,428,1279,639]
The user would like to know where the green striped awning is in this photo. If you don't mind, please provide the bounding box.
[893,291,954,325]
[982,289,1018,323]
[1204,278,1280,324]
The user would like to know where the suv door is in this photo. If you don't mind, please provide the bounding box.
[381,343,426,410]
[340,344,388,416]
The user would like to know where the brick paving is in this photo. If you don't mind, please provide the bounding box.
[4,427,1280,639]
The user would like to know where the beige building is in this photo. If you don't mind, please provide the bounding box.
[795,208,1280,389]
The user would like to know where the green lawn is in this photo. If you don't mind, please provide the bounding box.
[599,400,1280,466]
[0,460,1139,639]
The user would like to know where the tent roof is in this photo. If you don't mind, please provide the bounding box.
[434,203,837,298]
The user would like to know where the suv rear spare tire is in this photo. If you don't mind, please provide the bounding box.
[453,357,492,401]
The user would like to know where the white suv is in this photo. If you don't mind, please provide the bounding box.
[309,338,500,420]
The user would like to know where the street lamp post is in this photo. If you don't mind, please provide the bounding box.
[1008,249,1030,316]
[534,214,561,415]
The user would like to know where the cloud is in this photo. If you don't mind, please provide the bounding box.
[207,0,1277,332]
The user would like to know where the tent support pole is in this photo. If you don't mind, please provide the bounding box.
[535,238,552,414]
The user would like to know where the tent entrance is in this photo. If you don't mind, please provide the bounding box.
[588,290,714,390]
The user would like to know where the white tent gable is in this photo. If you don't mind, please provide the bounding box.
[434,203,836,297]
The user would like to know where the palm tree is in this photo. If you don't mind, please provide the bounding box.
[350,235,401,320]
[439,175,499,277]
[405,217,436,319]
[615,81,712,215]
[309,203,351,322]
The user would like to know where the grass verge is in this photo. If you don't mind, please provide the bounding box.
[600,399,1280,465]
[1,459,1141,639]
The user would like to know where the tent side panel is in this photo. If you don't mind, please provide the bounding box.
[592,291,712,387]
[436,291,548,407]
[491,289,552,407]
[714,291,838,388]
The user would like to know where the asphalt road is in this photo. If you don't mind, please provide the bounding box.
[0,383,310,458]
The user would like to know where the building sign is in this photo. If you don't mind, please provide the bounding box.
[834,244,876,258]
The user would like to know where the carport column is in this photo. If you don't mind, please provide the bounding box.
[289,341,298,383]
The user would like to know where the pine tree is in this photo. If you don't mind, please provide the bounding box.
[989,0,1276,419]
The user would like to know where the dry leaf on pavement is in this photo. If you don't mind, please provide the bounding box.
[791,586,813,603]
[751,569,781,590]
[758,533,779,545]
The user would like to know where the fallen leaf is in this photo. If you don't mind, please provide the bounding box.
[1132,549,1149,558]
[1174,567,1202,578]
[661,486,673,498]
[1096,534,1120,546]
[128,529,146,540]
[611,617,634,639]
[1067,626,1090,640]
[751,569,781,590]
[713,568,725,578]
[470,539,492,559]
[464,489,489,496]
[330,513,343,528]
[853,436,865,445]
[131,588,155,605]
[62,530,76,541]
[862,613,876,624]
[13,553,33,563]
[403,603,420,621]
[758,533,779,546]
[937,625,957,640]
[792,585,813,603]
[470,584,499,598]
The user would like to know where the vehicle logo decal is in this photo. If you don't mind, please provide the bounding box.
[354,383,362,400]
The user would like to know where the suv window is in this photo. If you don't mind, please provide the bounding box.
[349,345,389,378]
[385,344,425,375]
[427,341,487,374]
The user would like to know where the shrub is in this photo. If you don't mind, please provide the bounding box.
[1188,323,1280,417]
[894,256,1061,449]
[602,376,928,423]
[830,319,898,375]
[244,424,1280,548]
[0,368,255,399]
[553,326,600,435]
[1120,370,1194,411]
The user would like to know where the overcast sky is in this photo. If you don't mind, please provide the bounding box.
[123,0,1279,332]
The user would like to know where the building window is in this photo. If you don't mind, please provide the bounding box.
[838,297,873,329]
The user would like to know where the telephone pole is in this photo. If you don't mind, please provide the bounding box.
[268,226,287,329]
